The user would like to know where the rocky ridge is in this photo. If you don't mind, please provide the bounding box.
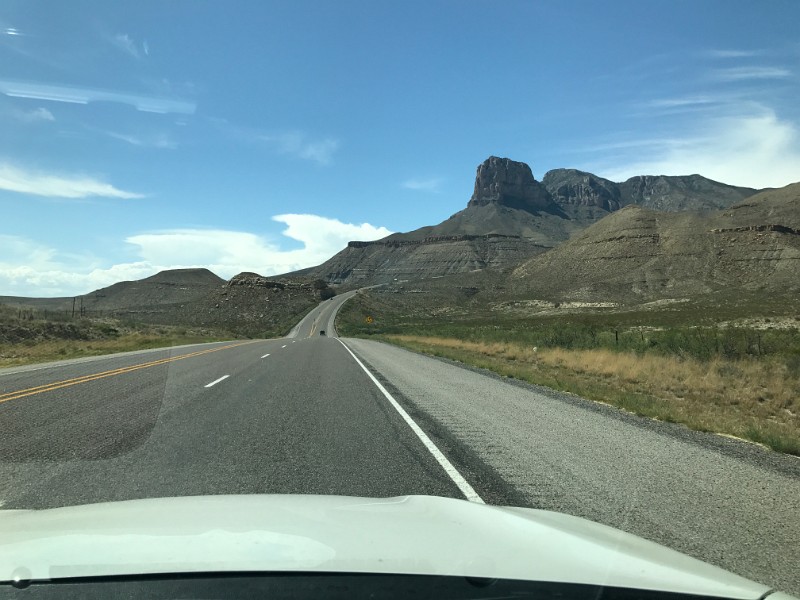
[468,156,555,212]
[301,156,761,287]
[543,169,758,212]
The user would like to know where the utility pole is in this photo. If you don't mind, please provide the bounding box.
[72,297,76,319]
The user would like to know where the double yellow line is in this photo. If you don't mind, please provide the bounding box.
[0,341,256,405]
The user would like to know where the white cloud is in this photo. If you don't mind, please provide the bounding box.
[597,109,800,188]
[272,214,392,259]
[128,216,391,276]
[714,66,791,81]
[260,132,339,165]
[13,107,54,122]
[0,163,143,199]
[0,216,393,296]
[0,235,155,296]
[402,177,443,192]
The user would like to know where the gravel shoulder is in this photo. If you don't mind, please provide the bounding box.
[343,337,800,595]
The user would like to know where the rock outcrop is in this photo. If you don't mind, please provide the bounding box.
[468,156,554,212]
[542,169,622,211]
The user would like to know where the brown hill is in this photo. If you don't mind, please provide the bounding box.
[81,268,226,311]
[0,268,225,313]
[122,273,334,337]
[509,183,800,304]
[307,234,549,287]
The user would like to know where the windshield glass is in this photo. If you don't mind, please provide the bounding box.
[1,1,798,597]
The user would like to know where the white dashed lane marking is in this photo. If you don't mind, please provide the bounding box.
[204,375,230,388]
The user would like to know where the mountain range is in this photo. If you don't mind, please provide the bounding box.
[301,156,764,287]
[3,156,796,330]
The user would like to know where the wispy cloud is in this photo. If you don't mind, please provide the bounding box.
[260,132,340,165]
[13,106,54,122]
[103,130,177,149]
[210,119,340,165]
[0,79,196,114]
[111,33,141,59]
[0,216,393,296]
[705,49,762,59]
[402,177,443,192]
[0,163,143,199]
[714,66,791,81]
[580,138,693,153]
[647,96,716,109]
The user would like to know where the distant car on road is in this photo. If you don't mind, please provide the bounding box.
[319,330,326,336]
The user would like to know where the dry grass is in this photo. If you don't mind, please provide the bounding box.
[0,333,228,368]
[385,335,800,455]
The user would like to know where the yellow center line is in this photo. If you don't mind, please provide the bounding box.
[0,341,259,405]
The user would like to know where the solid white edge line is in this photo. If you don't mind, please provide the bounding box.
[261,354,270,359]
[336,338,484,504]
[204,374,230,388]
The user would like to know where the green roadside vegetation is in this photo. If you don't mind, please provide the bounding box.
[337,292,800,455]
[0,305,231,368]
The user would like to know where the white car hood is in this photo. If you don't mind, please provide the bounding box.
[0,494,776,599]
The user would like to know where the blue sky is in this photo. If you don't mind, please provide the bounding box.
[1,0,799,296]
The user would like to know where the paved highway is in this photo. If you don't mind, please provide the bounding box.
[1,290,798,594]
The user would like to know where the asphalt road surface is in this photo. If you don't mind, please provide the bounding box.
[1,291,798,594]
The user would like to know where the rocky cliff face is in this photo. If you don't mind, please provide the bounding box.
[468,156,554,212]
[617,174,758,211]
[542,169,622,211]
[543,169,759,213]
